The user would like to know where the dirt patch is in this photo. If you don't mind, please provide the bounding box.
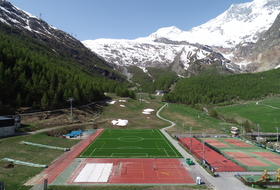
[4,163,14,169]
[173,114,199,127]
[24,173,46,186]
[19,104,103,131]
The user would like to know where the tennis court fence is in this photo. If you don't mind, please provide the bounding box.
[178,137,248,172]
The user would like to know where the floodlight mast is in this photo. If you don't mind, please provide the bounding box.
[67,97,75,116]
[276,127,279,151]
[190,127,192,153]
[240,120,242,135]
[202,133,206,160]
[257,124,260,143]
[182,123,184,147]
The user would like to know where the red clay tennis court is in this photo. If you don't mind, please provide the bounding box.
[203,139,229,147]
[251,152,280,165]
[222,139,252,147]
[179,137,246,172]
[225,152,269,166]
[67,158,195,184]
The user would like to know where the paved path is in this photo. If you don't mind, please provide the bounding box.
[157,103,256,190]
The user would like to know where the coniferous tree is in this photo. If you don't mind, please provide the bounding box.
[244,120,251,133]
[41,92,49,108]
[16,93,22,106]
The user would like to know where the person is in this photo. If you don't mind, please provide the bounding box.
[153,165,156,170]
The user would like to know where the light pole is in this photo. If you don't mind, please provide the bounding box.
[202,133,206,161]
[175,119,177,135]
[190,127,192,153]
[240,120,242,135]
[182,123,184,146]
[139,88,142,102]
[67,97,75,116]
[276,127,279,151]
[257,124,260,143]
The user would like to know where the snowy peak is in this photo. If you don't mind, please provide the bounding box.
[0,0,76,41]
[220,0,280,23]
[82,0,280,76]
[188,0,280,47]
[148,26,184,40]
[137,0,280,48]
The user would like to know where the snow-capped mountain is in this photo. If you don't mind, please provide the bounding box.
[83,0,280,76]
[0,0,73,41]
[83,37,222,69]
[83,30,232,76]
[149,0,280,47]
[0,0,123,80]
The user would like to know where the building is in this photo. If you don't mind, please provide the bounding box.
[0,115,20,137]
[155,90,168,96]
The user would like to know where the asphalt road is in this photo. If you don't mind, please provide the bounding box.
[157,103,257,190]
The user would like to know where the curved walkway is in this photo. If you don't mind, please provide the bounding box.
[156,103,256,190]
[256,100,280,109]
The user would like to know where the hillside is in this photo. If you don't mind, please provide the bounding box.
[163,68,280,107]
[0,0,127,81]
[83,0,280,77]
[0,0,140,114]
[0,21,132,114]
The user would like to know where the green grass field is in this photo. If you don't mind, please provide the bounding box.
[0,133,81,190]
[161,103,233,134]
[216,98,280,132]
[79,129,183,158]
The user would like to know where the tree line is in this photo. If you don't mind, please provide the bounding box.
[163,69,280,106]
[0,23,135,113]
[127,66,179,94]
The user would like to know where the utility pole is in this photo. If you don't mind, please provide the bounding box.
[202,133,206,161]
[240,120,242,135]
[257,124,260,143]
[139,89,142,102]
[67,97,75,116]
[175,119,177,135]
[190,127,192,153]
[276,127,279,151]
[182,123,184,146]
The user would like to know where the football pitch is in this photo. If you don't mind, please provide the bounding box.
[79,129,183,158]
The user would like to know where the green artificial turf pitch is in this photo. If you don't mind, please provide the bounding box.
[79,129,183,158]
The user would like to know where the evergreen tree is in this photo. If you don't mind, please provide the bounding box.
[41,92,49,108]
[16,93,22,106]
[244,120,251,133]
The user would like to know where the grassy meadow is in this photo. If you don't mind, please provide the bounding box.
[95,94,167,129]
[0,132,81,189]
[216,98,280,132]
[160,103,232,135]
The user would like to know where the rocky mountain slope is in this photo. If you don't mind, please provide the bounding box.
[0,0,124,81]
[83,0,280,76]
[244,12,280,72]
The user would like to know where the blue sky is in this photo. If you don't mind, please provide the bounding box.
[9,0,251,41]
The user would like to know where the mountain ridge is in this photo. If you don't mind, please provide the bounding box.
[0,0,127,81]
[83,0,280,77]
